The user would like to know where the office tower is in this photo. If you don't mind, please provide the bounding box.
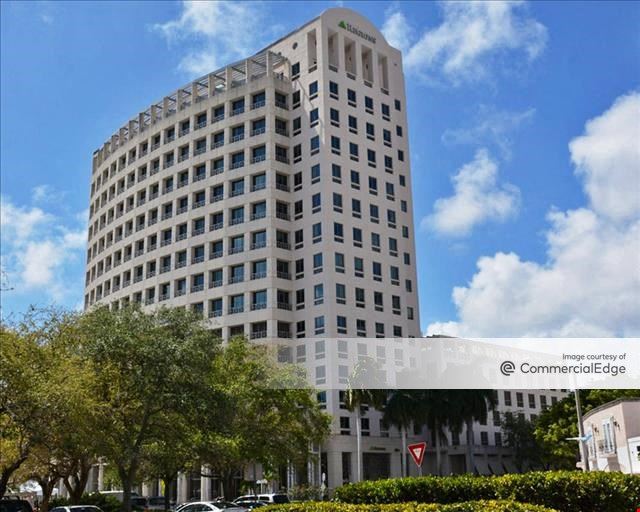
[85,7,421,495]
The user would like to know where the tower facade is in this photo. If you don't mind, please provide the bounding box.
[85,8,421,492]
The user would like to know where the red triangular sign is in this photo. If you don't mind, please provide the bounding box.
[408,442,426,467]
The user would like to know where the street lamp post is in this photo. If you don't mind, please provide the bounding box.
[575,390,590,472]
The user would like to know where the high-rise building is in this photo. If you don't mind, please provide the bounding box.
[85,7,420,494]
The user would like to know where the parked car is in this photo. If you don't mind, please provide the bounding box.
[255,494,289,505]
[50,506,103,512]
[234,494,289,505]
[146,497,172,511]
[98,492,141,503]
[175,502,246,512]
[130,497,148,511]
[0,498,33,512]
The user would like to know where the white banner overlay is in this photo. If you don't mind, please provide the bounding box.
[271,338,640,389]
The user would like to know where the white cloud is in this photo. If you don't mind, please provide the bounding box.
[422,149,520,237]
[0,194,86,300]
[427,92,640,337]
[569,92,640,222]
[0,199,51,242]
[384,1,547,84]
[381,7,412,54]
[153,1,278,76]
[442,105,535,159]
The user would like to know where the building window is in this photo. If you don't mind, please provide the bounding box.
[310,108,319,126]
[347,88,356,107]
[329,81,339,99]
[309,81,318,99]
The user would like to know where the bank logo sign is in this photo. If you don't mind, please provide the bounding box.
[338,20,376,44]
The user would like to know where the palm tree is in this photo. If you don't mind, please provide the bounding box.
[420,390,464,476]
[382,390,421,477]
[344,358,387,482]
[455,390,497,474]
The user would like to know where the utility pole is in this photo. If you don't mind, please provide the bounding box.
[574,389,590,471]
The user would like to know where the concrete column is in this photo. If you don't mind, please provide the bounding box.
[244,59,251,82]
[97,462,105,491]
[208,74,216,99]
[200,466,211,501]
[225,66,233,90]
[151,105,158,124]
[265,52,273,77]
[86,466,95,493]
[177,473,188,504]
[326,450,343,490]
[371,50,380,86]
[192,83,198,105]
[141,481,152,497]
[163,97,170,118]
[176,89,183,111]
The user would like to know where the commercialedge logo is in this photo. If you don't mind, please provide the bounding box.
[338,20,376,44]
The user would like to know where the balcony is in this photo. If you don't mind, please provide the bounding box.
[250,241,266,250]
[251,271,266,280]
[251,127,266,136]
[277,302,292,311]
[251,155,266,164]
[211,141,224,150]
[251,303,267,311]
[231,134,245,143]
[276,241,291,250]
[209,310,223,318]
[251,100,266,110]
[191,284,204,293]
[250,330,267,339]
[228,306,244,314]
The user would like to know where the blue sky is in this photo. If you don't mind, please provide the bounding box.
[1,1,639,335]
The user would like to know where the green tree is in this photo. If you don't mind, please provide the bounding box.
[382,390,420,477]
[79,305,221,512]
[199,337,330,498]
[344,358,387,482]
[455,390,497,474]
[138,413,200,511]
[534,389,640,469]
[501,413,544,472]
[0,309,92,499]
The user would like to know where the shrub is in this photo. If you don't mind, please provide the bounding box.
[333,471,640,512]
[263,500,557,512]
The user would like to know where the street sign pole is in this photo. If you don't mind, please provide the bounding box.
[408,442,427,476]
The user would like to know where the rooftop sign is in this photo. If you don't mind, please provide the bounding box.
[338,20,376,45]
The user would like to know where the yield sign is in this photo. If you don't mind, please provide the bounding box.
[408,442,426,467]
